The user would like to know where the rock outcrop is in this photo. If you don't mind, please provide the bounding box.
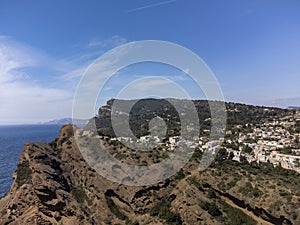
[0,125,94,224]
[0,125,172,224]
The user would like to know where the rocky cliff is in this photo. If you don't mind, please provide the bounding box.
[0,125,181,224]
[0,100,299,225]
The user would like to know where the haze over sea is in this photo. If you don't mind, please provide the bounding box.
[0,125,61,198]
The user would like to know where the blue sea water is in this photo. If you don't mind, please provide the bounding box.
[0,125,61,198]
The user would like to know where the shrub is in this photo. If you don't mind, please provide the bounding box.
[16,161,32,187]
[150,199,182,225]
[207,202,222,217]
[187,178,202,190]
[227,180,237,190]
[220,200,256,225]
[106,198,128,221]
[174,169,185,180]
[292,213,298,220]
[199,201,222,217]
[72,184,90,205]
[207,188,216,199]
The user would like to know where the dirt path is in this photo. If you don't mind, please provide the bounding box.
[220,195,273,225]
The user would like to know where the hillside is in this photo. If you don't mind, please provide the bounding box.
[92,98,290,137]
[43,118,88,126]
[0,99,299,225]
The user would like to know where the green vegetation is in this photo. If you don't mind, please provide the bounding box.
[106,198,128,221]
[226,177,239,190]
[94,99,290,138]
[199,201,222,217]
[16,160,32,187]
[207,188,216,199]
[59,136,69,144]
[238,182,262,198]
[174,168,185,180]
[296,120,300,133]
[72,184,92,205]
[150,199,182,225]
[86,99,300,223]
[201,149,300,223]
[191,147,203,161]
[212,149,300,197]
[187,177,202,190]
[220,200,257,225]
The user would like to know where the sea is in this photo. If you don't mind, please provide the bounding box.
[0,125,61,198]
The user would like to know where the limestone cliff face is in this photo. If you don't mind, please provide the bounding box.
[0,123,299,225]
[0,125,174,225]
[0,125,94,224]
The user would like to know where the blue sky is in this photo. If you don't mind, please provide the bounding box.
[0,0,300,124]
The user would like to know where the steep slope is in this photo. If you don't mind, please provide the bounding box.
[0,99,299,225]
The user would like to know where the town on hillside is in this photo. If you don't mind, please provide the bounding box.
[80,104,300,174]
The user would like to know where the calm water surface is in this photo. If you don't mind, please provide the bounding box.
[0,125,61,198]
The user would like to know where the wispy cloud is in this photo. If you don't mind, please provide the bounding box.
[129,78,172,91]
[88,35,127,48]
[59,35,128,82]
[0,35,129,124]
[0,35,197,124]
[264,97,300,108]
[0,36,74,124]
[127,0,177,13]
[0,37,36,82]
[115,76,191,100]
